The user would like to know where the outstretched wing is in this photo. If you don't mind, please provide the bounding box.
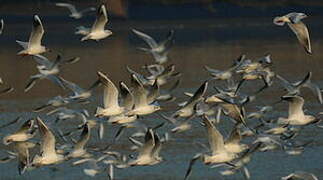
[288,22,311,54]
[29,15,44,48]
[91,5,108,32]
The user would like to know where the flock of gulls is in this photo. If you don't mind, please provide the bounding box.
[0,2,322,180]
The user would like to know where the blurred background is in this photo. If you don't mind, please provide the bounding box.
[2,0,323,19]
[0,0,322,100]
[0,1,323,179]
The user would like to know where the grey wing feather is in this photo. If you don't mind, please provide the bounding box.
[147,80,159,104]
[184,154,201,180]
[126,66,149,85]
[32,55,52,68]
[74,124,90,151]
[47,75,65,90]
[36,117,57,157]
[131,74,148,107]
[55,3,78,14]
[288,22,311,54]
[225,127,241,145]
[16,40,28,49]
[304,82,323,104]
[59,77,84,94]
[80,7,96,14]
[151,133,162,157]
[29,15,44,47]
[203,116,225,155]
[276,74,294,92]
[204,66,221,74]
[183,81,208,109]
[119,82,134,110]
[24,77,38,92]
[16,119,34,134]
[97,71,119,108]
[138,129,155,157]
[132,29,158,48]
[91,5,108,32]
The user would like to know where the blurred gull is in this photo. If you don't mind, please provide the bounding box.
[81,5,112,41]
[3,119,35,145]
[281,171,318,180]
[59,77,101,101]
[274,12,311,54]
[128,129,163,166]
[126,74,160,116]
[132,29,175,64]
[31,117,65,167]
[66,123,91,159]
[95,71,125,117]
[173,81,208,118]
[276,72,322,104]
[108,81,137,124]
[24,55,65,92]
[278,96,318,125]
[16,15,48,56]
[184,116,238,180]
[55,3,96,19]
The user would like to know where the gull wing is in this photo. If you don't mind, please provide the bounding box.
[24,77,39,93]
[151,132,162,157]
[47,75,65,90]
[204,66,221,74]
[32,55,52,68]
[221,103,246,125]
[225,126,241,145]
[73,123,90,151]
[119,82,134,110]
[55,3,78,14]
[282,171,318,180]
[132,29,158,49]
[160,29,175,49]
[91,5,108,32]
[59,77,84,94]
[282,96,305,118]
[97,71,119,108]
[16,119,34,134]
[304,82,323,104]
[16,41,28,49]
[36,117,57,158]
[80,7,96,14]
[203,115,225,155]
[184,153,202,180]
[276,74,294,92]
[182,81,208,109]
[138,129,155,157]
[147,80,159,104]
[131,74,148,108]
[50,54,63,69]
[295,72,311,88]
[157,64,176,80]
[288,21,311,54]
[159,113,177,125]
[126,66,150,85]
[29,15,44,48]
[0,117,21,129]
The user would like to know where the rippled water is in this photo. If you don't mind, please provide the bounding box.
[0,6,323,180]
